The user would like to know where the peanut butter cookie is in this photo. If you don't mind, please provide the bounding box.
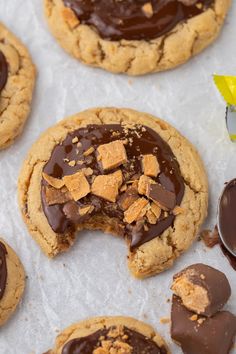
[18,108,208,278]
[44,0,231,75]
[0,22,36,149]
[43,316,170,354]
[0,238,25,326]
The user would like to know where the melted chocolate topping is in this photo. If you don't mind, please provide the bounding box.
[0,51,8,93]
[0,241,7,300]
[42,124,184,249]
[62,326,167,354]
[63,0,213,41]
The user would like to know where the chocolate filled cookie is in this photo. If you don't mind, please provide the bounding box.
[18,108,208,278]
[44,0,231,75]
[0,22,36,149]
[43,316,170,354]
[0,238,25,326]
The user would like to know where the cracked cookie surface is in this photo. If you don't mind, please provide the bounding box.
[44,316,170,354]
[44,0,231,75]
[0,22,36,149]
[18,108,208,278]
[0,238,25,327]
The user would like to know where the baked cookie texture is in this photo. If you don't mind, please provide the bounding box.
[0,22,36,149]
[18,108,208,278]
[0,238,25,326]
[44,0,231,75]
[44,316,170,354]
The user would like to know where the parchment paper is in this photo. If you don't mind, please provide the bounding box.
[0,1,236,353]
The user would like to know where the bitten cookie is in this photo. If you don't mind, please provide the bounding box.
[43,316,170,354]
[44,0,231,75]
[18,108,208,278]
[0,22,36,149]
[0,238,25,326]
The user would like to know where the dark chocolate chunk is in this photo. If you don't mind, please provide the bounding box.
[63,0,213,41]
[0,241,7,300]
[171,295,236,354]
[148,183,176,210]
[0,51,8,93]
[62,326,167,354]
[41,124,184,249]
[172,263,231,317]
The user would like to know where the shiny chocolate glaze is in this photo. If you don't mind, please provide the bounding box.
[0,241,7,300]
[63,0,213,41]
[62,326,167,354]
[0,51,8,93]
[42,124,185,249]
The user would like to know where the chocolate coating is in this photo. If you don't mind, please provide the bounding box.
[0,51,8,93]
[219,179,236,256]
[42,124,184,249]
[171,295,236,354]
[62,326,167,354]
[63,0,213,41]
[173,263,231,317]
[0,241,7,300]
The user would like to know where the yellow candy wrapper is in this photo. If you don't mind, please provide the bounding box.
[214,75,236,142]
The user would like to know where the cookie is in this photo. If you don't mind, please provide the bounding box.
[0,22,36,149]
[18,108,208,278]
[43,316,170,354]
[44,0,231,75]
[0,238,25,326]
[171,295,236,354]
[171,263,231,317]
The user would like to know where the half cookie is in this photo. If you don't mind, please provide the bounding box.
[44,0,231,75]
[44,316,170,354]
[18,108,208,278]
[0,22,36,149]
[0,238,25,326]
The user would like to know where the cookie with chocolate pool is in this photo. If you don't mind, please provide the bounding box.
[0,238,25,326]
[43,316,170,354]
[18,108,208,278]
[0,22,36,149]
[44,0,231,75]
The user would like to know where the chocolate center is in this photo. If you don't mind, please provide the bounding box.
[62,326,167,354]
[0,241,7,300]
[63,0,213,41]
[41,124,185,249]
[0,51,8,93]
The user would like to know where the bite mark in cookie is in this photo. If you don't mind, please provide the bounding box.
[18,108,208,278]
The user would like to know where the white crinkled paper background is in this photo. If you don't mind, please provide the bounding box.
[0,1,236,353]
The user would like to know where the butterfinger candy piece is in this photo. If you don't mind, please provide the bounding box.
[45,186,72,205]
[124,198,149,224]
[63,171,90,201]
[171,263,231,317]
[142,154,160,177]
[97,140,127,171]
[171,295,236,354]
[42,173,65,189]
[91,171,122,202]
[148,183,176,210]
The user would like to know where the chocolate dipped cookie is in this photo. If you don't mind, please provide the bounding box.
[44,0,231,75]
[18,108,208,278]
[43,316,170,354]
[0,22,36,149]
[0,238,25,326]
